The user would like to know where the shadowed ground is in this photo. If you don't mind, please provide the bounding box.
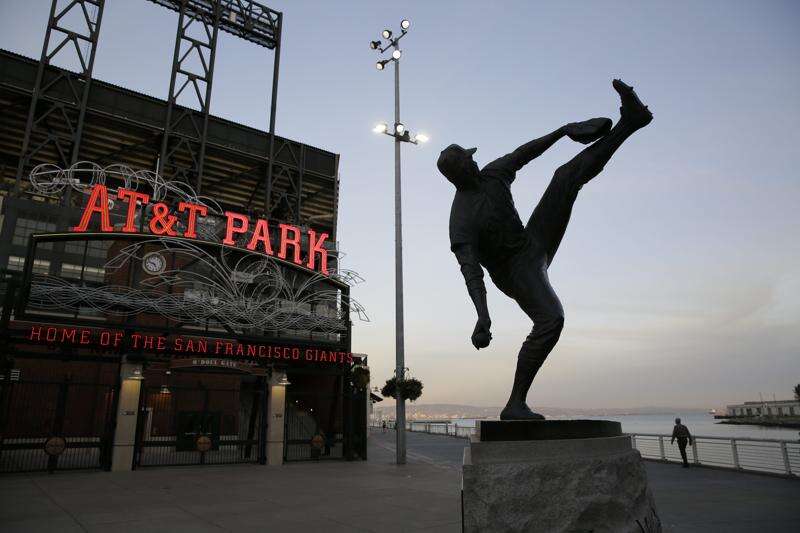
[1,429,797,532]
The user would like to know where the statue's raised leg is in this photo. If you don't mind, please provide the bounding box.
[527,79,653,265]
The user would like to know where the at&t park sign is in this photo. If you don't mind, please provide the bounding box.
[71,184,332,275]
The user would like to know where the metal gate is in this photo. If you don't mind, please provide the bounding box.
[0,380,117,473]
[284,391,344,462]
[135,381,264,467]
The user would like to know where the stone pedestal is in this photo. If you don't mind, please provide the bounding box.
[462,420,661,533]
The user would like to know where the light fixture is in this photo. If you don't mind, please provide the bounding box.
[370,40,381,50]
[392,49,402,60]
[373,122,388,134]
[395,123,405,135]
[278,375,291,386]
[415,133,429,143]
[401,19,410,30]
[128,368,144,381]
[382,29,392,39]
[376,60,387,70]
[160,384,171,394]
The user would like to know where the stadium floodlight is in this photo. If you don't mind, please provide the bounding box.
[370,40,381,50]
[371,18,427,467]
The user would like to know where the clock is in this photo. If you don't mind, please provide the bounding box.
[142,252,166,275]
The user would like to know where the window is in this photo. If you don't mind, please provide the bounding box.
[7,256,50,274]
[791,407,796,415]
[13,218,56,249]
[65,239,111,259]
[61,263,105,282]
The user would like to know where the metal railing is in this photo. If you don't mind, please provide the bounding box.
[629,433,799,477]
[370,422,800,477]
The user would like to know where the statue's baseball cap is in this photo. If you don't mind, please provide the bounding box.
[437,144,477,182]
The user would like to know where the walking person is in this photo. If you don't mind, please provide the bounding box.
[381,420,387,433]
[671,417,693,467]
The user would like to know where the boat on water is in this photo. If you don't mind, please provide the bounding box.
[708,409,717,415]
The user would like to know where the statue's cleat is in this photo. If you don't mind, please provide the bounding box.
[564,117,612,144]
[500,402,546,421]
[612,78,653,129]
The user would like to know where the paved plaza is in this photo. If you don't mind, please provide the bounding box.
[1,430,798,532]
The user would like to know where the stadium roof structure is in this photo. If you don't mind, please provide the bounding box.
[0,48,339,236]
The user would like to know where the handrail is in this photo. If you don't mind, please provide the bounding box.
[627,432,798,444]
[369,423,800,477]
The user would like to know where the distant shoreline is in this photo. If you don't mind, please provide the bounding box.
[717,417,800,429]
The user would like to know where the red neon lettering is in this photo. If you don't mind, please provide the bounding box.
[223,212,249,245]
[157,337,166,350]
[178,202,208,239]
[148,204,179,236]
[307,229,329,275]
[29,326,42,341]
[62,328,76,343]
[246,219,274,255]
[113,332,124,347]
[131,334,142,348]
[100,331,111,346]
[80,330,91,344]
[72,184,113,232]
[46,328,57,342]
[117,188,150,233]
[278,224,303,265]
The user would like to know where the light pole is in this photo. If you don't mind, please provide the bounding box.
[371,19,428,465]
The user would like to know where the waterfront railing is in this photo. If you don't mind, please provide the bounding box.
[371,422,800,477]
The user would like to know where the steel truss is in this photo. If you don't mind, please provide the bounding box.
[13,0,106,196]
[151,0,283,213]
[14,0,290,221]
[158,0,222,192]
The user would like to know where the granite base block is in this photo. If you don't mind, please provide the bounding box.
[462,431,661,533]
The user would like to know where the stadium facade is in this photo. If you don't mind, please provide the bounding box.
[0,0,368,473]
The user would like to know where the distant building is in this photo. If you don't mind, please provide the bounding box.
[726,400,800,417]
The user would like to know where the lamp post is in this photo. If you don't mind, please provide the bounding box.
[371,19,427,465]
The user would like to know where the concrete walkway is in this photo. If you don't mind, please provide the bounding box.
[1,429,798,532]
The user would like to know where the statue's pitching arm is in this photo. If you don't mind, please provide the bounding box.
[453,243,492,349]
[487,128,566,178]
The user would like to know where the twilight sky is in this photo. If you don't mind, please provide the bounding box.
[1,0,798,409]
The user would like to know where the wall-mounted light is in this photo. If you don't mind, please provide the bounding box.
[278,375,291,386]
